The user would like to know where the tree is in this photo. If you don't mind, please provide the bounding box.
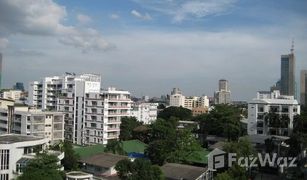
[215,164,247,180]
[150,118,177,142]
[146,121,202,165]
[18,153,63,180]
[120,117,142,141]
[168,129,202,163]
[61,140,79,171]
[223,137,256,157]
[195,104,242,141]
[115,158,163,180]
[115,159,134,179]
[158,106,192,120]
[104,140,126,155]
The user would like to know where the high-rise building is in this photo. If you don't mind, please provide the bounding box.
[58,87,132,145]
[214,79,231,104]
[0,53,2,89]
[247,90,300,136]
[301,70,307,106]
[28,73,101,110]
[280,47,295,96]
[13,82,25,91]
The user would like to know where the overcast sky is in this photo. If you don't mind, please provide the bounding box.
[1,0,307,100]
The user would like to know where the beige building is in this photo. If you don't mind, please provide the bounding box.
[1,90,23,101]
[192,107,208,116]
[0,98,64,144]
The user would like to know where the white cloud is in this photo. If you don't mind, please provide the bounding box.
[0,0,113,52]
[0,38,9,49]
[110,13,120,20]
[131,10,152,20]
[132,0,237,22]
[77,14,92,24]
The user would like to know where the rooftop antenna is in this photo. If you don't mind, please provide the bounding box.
[290,38,294,54]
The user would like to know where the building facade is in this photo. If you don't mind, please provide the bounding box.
[131,103,158,124]
[169,88,185,107]
[248,91,300,136]
[1,90,23,101]
[214,79,231,104]
[58,87,132,145]
[280,53,295,96]
[0,98,64,144]
[301,70,307,106]
[0,134,64,180]
[28,73,101,111]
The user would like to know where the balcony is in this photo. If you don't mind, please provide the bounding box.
[108,106,129,109]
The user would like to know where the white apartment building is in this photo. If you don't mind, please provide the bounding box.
[58,87,132,145]
[248,90,300,136]
[170,93,185,107]
[29,73,101,111]
[0,98,65,144]
[0,134,64,180]
[131,103,158,124]
[1,90,23,101]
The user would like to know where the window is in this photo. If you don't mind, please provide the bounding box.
[0,149,9,170]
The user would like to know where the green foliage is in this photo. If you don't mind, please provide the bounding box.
[223,137,256,157]
[115,159,134,179]
[168,129,202,163]
[194,104,242,141]
[150,118,177,141]
[61,140,80,171]
[264,111,290,135]
[158,106,192,120]
[145,118,201,165]
[104,140,126,155]
[215,164,248,180]
[120,117,143,141]
[115,158,163,180]
[18,153,62,180]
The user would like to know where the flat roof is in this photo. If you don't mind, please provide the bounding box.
[0,134,44,144]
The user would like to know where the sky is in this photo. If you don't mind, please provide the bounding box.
[0,0,307,100]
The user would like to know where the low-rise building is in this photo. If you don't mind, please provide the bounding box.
[0,98,64,144]
[79,153,127,177]
[0,134,64,180]
[161,163,213,180]
[248,90,300,136]
[131,103,158,124]
[1,90,23,101]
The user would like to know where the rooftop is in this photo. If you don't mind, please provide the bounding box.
[79,153,128,168]
[0,134,43,144]
[161,163,208,180]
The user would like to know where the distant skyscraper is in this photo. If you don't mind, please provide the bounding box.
[13,82,25,91]
[280,44,295,96]
[214,79,231,104]
[0,53,2,89]
[301,70,307,106]
[219,79,229,91]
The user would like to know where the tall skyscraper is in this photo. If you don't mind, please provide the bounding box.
[214,79,231,104]
[280,44,295,96]
[301,70,307,106]
[219,79,229,91]
[0,53,2,89]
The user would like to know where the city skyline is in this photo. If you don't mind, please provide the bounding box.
[1,0,307,100]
